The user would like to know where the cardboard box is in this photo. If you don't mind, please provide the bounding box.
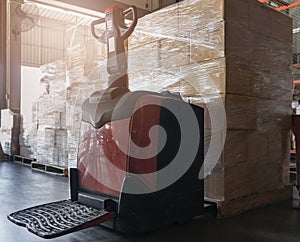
[226,57,251,95]
[225,94,257,130]
[224,0,249,22]
[36,128,68,166]
[204,164,224,200]
[222,130,253,167]
[190,21,225,63]
[251,73,293,101]
[256,99,292,131]
[0,110,20,155]
[224,162,283,200]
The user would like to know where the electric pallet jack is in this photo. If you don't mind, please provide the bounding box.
[8,5,215,239]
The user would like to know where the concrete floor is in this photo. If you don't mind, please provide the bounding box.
[1,160,300,242]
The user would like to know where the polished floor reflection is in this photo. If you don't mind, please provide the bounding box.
[1,160,300,242]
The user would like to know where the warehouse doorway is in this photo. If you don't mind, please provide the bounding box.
[18,1,103,169]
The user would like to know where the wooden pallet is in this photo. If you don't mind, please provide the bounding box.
[208,186,292,218]
[0,144,6,160]
[31,162,67,177]
[12,155,68,177]
[13,155,35,167]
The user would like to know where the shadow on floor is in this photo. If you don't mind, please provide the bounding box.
[1,160,300,242]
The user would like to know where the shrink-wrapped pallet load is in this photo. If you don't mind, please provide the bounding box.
[128,0,293,215]
[17,0,293,216]
[0,109,21,156]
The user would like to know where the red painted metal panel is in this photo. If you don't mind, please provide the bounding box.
[78,120,129,197]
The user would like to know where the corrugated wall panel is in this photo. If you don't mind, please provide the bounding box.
[21,21,41,67]
[41,47,65,65]
[22,17,66,67]
[21,13,94,67]
[41,28,64,48]
[22,44,39,67]
[21,24,41,45]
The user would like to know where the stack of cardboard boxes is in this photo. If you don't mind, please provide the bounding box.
[0,142,5,159]
[0,109,20,156]
[19,61,68,166]
[20,39,104,167]
[65,40,105,167]
[128,0,293,215]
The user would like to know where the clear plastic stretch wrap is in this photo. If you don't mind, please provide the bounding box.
[18,0,292,204]
[65,42,106,168]
[20,40,103,167]
[0,109,20,155]
[127,0,293,201]
[20,60,68,165]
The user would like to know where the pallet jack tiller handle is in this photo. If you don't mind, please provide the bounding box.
[91,18,105,41]
[91,6,138,78]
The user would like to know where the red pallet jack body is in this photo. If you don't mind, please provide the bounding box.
[8,5,215,239]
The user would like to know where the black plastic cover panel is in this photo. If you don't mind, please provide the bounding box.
[7,200,116,239]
